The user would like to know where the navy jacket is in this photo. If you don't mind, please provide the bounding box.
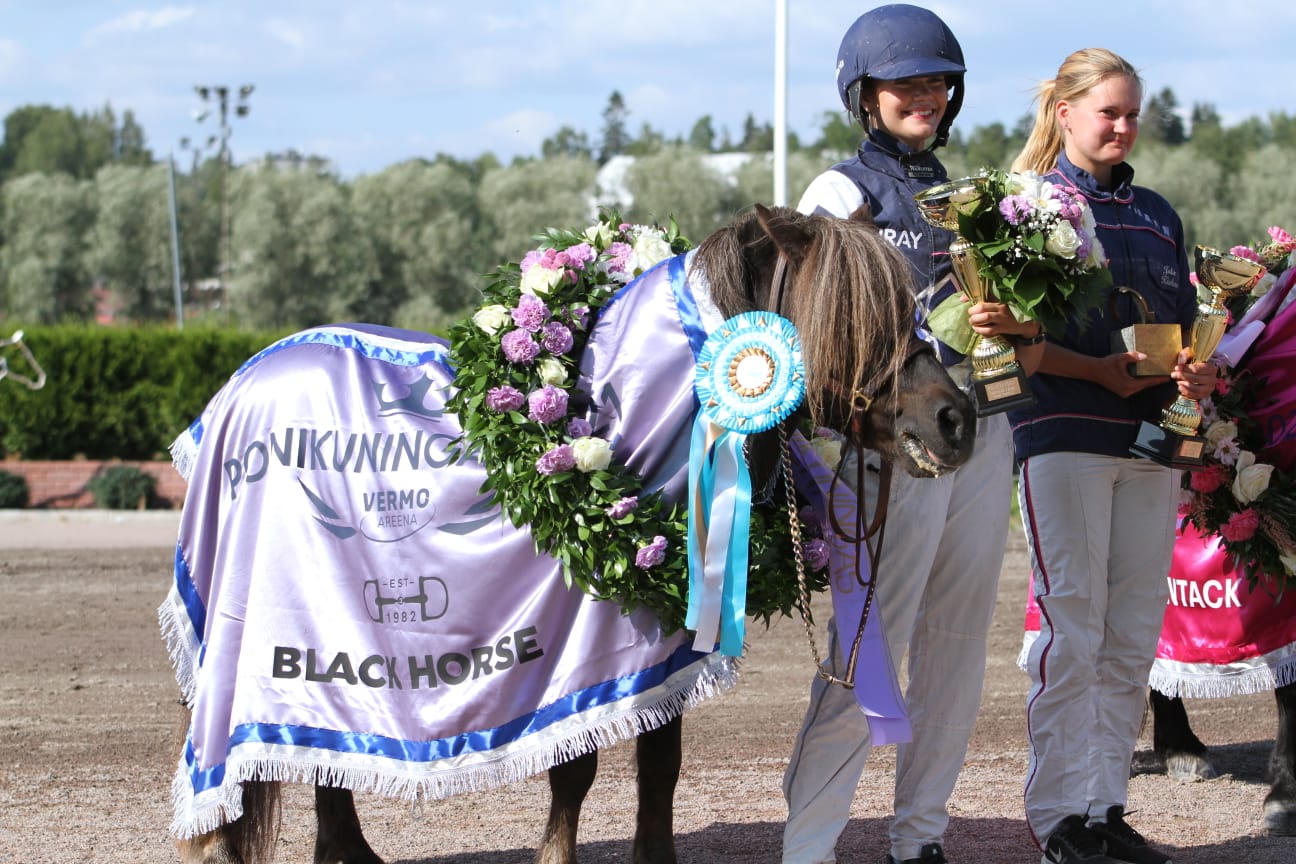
[1009,152,1199,461]
[798,130,962,364]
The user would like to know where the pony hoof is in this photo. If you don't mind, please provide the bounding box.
[1165,752,1217,781]
[1263,799,1296,836]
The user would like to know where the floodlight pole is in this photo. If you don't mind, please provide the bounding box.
[773,0,788,206]
[166,152,184,329]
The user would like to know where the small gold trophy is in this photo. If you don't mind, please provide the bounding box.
[1129,245,1264,469]
[914,177,1034,416]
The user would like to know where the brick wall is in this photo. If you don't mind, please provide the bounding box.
[0,460,187,509]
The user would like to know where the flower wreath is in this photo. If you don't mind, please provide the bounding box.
[446,210,831,634]
[1180,224,1296,594]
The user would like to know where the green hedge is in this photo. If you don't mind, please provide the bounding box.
[0,325,286,460]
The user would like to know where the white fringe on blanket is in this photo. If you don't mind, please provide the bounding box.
[1017,630,1296,699]
[167,651,738,838]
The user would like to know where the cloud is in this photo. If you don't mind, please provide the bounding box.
[264,18,307,52]
[85,6,195,43]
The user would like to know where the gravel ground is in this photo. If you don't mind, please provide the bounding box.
[0,512,1291,863]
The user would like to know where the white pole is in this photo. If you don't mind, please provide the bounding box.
[166,153,185,330]
[773,0,788,206]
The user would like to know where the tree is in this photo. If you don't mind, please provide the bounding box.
[541,126,592,160]
[351,158,489,327]
[1142,88,1186,146]
[688,116,717,153]
[598,91,630,165]
[477,155,598,261]
[85,164,175,321]
[224,167,378,329]
[811,110,861,156]
[624,122,665,156]
[960,122,1014,171]
[0,172,95,322]
[624,147,743,240]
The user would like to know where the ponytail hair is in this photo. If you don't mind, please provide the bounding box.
[1011,48,1142,175]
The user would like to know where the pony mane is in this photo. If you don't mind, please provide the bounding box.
[693,206,919,427]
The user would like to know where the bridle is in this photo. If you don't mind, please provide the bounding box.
[765,251,934,689]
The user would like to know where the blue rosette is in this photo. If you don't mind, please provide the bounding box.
[687,312,805,656]
[694,311,806,432]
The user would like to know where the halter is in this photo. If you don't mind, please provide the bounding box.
[765,251,933,689]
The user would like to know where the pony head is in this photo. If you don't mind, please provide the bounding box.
[693,203,975,479]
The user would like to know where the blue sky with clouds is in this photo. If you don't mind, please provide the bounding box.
[3,1,1295,177]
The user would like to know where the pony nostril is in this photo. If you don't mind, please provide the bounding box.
[937,404,966,444]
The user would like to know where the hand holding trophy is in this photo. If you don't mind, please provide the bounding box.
[1129,245,1265,469]
[914,177,1034,416]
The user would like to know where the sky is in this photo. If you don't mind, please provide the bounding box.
[3,1,1296,178]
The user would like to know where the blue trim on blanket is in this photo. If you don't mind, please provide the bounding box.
[173,543,206,643]
[180,641,712,795]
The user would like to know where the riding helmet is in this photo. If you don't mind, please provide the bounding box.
[835,4,965,147]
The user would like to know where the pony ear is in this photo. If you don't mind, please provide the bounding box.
[754,203,815,265]
[847,204,878,231]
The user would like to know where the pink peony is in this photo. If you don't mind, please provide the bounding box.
[527,384,569,424]
[501,329,540,365]
[804,538,831,571]
[540,321,574,355]
[1269,225,1296,252]
[485,385,526,413]
[536,444,575,476]
[1189,464,1228,494]
[606,496,639,519]
[1230,245,1263,265]
[635,535,668,569]
[1220,508,1260,542]
[511,294,550,332]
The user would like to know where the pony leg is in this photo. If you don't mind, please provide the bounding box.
[536,750,598,864]
[314,785,384,864]
[1264,683,1296,836]
[632,717,681,864]
[176,781,281,864]
[1149,689,1217,781]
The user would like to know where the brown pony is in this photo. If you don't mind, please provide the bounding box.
[171,204,976,864]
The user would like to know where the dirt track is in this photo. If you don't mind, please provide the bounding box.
[0,512,1291,864]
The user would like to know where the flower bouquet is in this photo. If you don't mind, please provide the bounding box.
[1179,223,1296,594]
[1181,368,1296,593]
[950,168,1112,338]
[446,210,831,632]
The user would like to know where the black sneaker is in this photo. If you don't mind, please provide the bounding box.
[1041,814,1124,863]
[886,843,947,864]
[1088,805,1173,864]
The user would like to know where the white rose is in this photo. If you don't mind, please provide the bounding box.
[1086,235,1106,268]
[584,222,615,247]
[629,232,674,275]
[809,435,843,470]
[1280,549,1296,576]
[1252,271,1276,299]
[571,436,613,472]
[1231,450,1275,504]
[1204,420,1238,449]
[472,304,511,335]
[520,264,564,296]
[1044,221,1081,259]
[537,357,567,386]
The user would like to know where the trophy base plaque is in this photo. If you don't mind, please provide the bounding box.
[972,365,1034,417]
[1129,420,1208,470]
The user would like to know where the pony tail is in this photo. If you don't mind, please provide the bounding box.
[1011,78,1063,175]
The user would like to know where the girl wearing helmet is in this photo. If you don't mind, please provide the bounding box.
[782,6,1041,864]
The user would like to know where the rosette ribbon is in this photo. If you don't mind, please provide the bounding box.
[687,311,805,655]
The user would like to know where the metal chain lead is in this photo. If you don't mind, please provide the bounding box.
[780,424,853,690]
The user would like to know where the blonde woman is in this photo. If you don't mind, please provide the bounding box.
[1009,48,1218,864]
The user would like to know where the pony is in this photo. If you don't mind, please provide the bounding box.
[163,204,977,864]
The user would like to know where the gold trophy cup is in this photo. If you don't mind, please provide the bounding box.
[1129,245,1265,469]
[914,177,1034,416]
